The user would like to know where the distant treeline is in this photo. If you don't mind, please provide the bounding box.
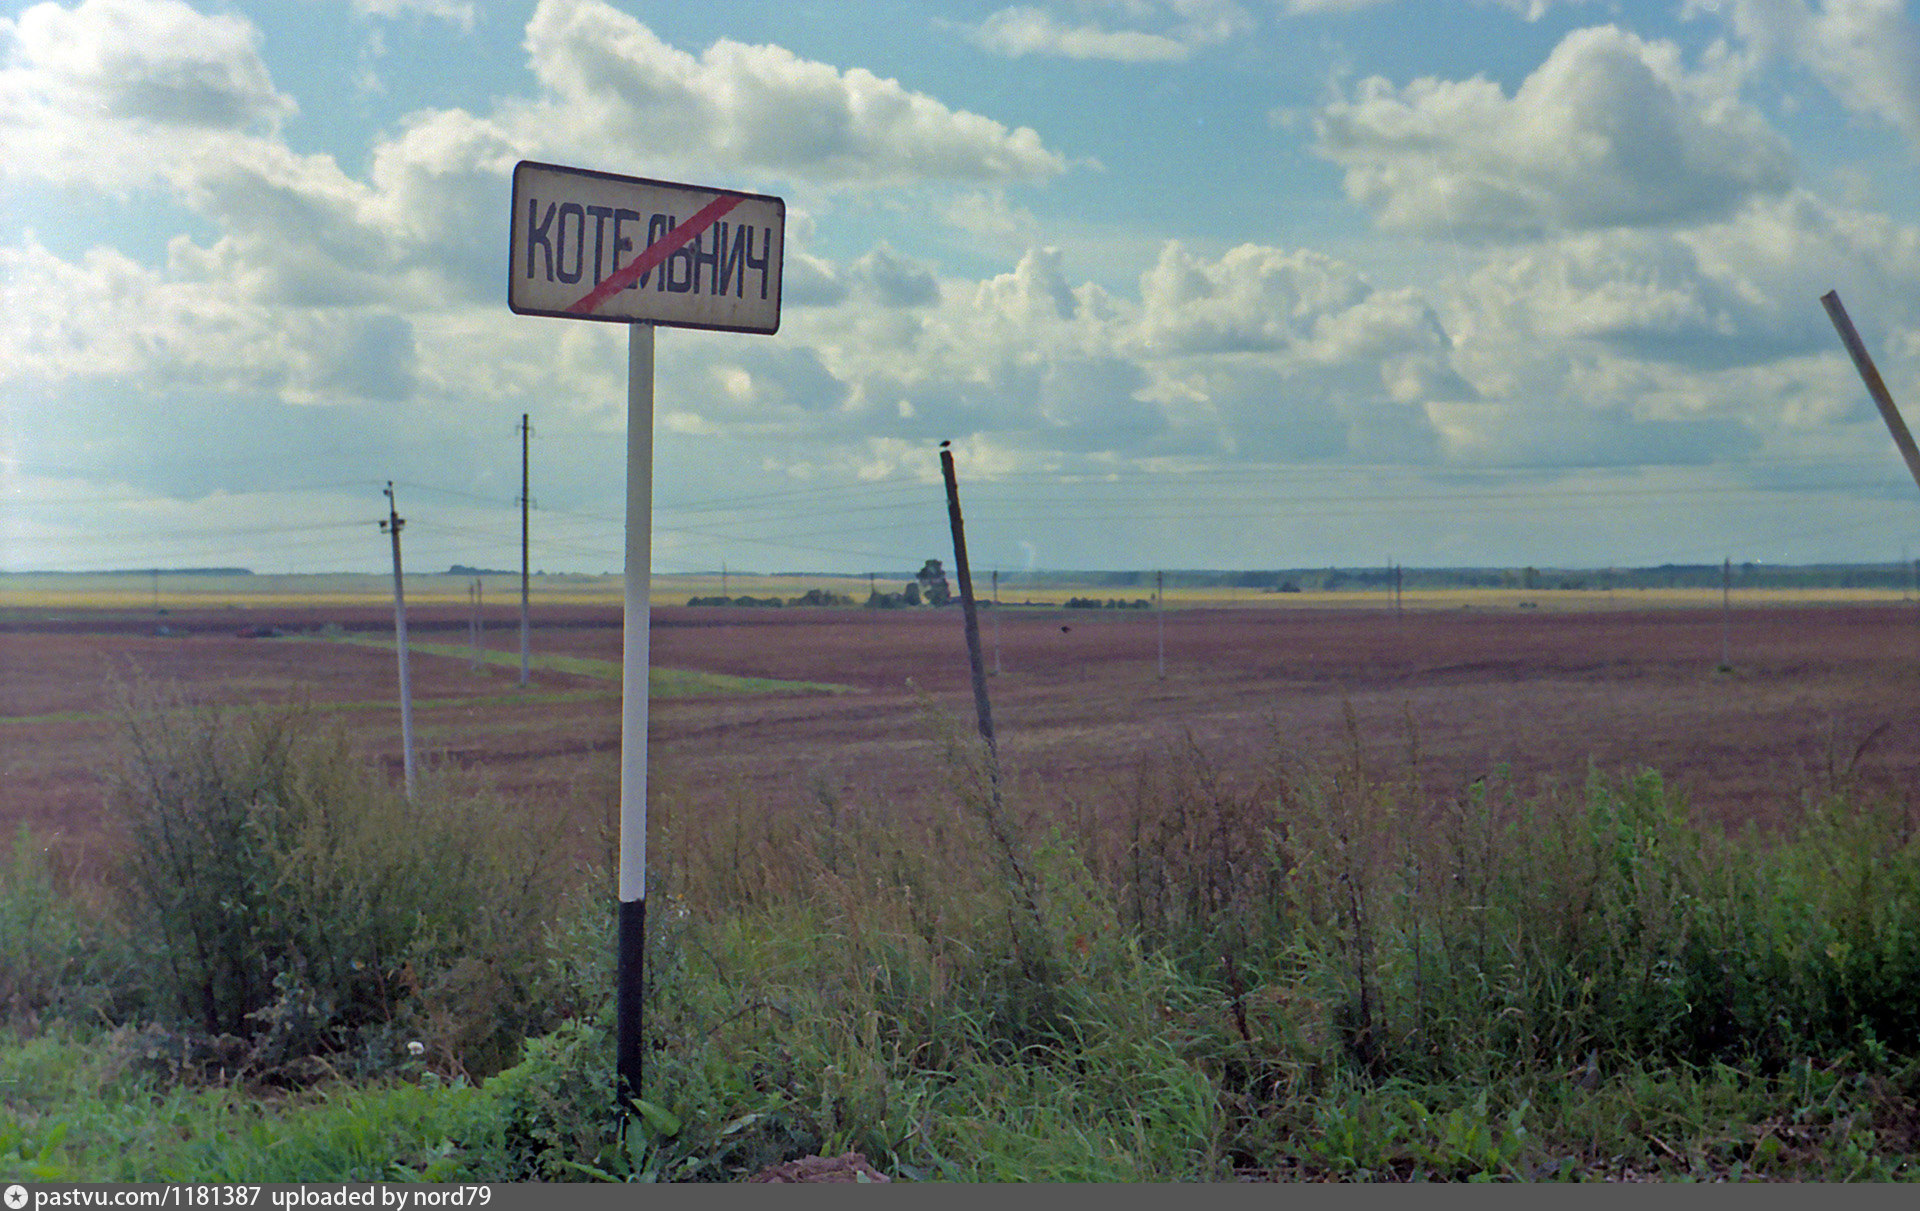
[1063,563,1920,592]
[681,563,1920,607]
[688,589,858,608]
[5,567,256,577]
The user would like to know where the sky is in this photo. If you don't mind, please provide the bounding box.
[4,0,1920,577]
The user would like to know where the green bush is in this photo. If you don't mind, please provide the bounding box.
[109,690,564,1080]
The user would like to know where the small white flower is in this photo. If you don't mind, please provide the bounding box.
[407,1040,426,1057]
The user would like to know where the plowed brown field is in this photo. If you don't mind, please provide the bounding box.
[5,598,1917,874]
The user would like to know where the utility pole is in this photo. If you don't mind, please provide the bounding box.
[518,414,532,689]
[1822,291,1920,494]
[1721,556,1732,669]
[992,569,1002,675]
[381,482,417,797]
[1156,570,1166,679]
[470,577,484,671]
[1822,291,1920,656]
[939,442,997,767]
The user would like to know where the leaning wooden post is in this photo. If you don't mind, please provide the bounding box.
[940,441,1053,978]
[1822,291,1920,494]
[940,441,997,767]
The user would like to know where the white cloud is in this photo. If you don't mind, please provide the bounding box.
[1423,185,1920,479]
[1131,241,1467,460]
[0,0,1085,496]
[962,2,1255,63]
[1284,0,1595,16]
[846,244,941,308]
[511,0,1066,188]
[1281,0,1388,12]
[685,234,1494,470]
[751,236,1473,467]
[0,0,293,190]
[967,7,1190,62]
[940,188,1046,255]
[1138,242,1369,355]
[351,0,476,33]
[1454,190,1920,374]
[0,234,429,407]
[9,0,1914,573]
[1315,24,1795,239]
[1693,0,1920,150]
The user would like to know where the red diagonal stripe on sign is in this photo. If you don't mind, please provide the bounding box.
[565,193,745,316]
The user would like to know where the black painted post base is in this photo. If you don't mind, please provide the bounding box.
[616,894,646,1117]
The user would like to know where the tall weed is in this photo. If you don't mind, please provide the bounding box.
[109,687,563,1079]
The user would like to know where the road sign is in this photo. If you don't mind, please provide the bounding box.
[507,159,785,1125]
[509,160,784,333]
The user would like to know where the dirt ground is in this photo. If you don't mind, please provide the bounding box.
[4,599,1918,875]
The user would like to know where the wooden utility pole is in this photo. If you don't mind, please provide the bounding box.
[992,569,1002,675]
[1156,570,1166,679]
[381,482,417,797]
[1823,292,1920,659]
[470,578,484,670]
[940,442,997,764]
[518,414,532,689]
[1822,291,1920,494]
[1721,556,1732,668]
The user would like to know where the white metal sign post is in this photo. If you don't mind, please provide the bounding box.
[509,161,784,1116]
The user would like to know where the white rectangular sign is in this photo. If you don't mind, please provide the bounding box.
[508,160,784,333]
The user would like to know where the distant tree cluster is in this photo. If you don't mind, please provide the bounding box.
[1064,597,1153,610]
[916,559,951,606]
[789,589,856,608]
[686,589,855,608]
[866,558,954,609]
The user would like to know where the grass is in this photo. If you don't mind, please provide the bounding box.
[3,697,1919,1182]
[0,640,846,730]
